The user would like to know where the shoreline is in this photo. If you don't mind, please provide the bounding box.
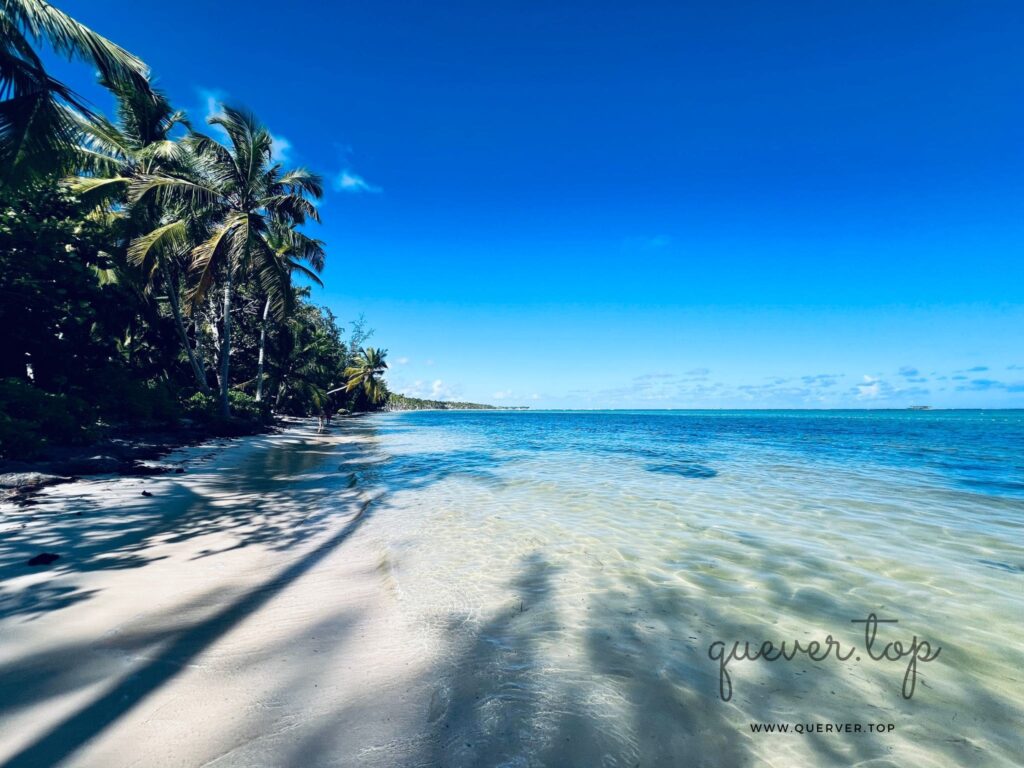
[2,412,1021,766]
[0,420,280,505]
[0,414,366,505]
[0,419,436,767]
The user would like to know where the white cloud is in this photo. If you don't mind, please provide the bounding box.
[270,133,292,164]
[856,376,881,400]
[396,356,409,365]
[198,88,224,121]
[193,89,295,164]
[424,359,435,366]
[194,88,228,139]
[334,170,381,194]
[398,379,425,397]
[492,390,513,400]
[397,378,456,401]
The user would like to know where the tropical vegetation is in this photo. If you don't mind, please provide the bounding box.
[0,1,392,459]
[385,394,511,411]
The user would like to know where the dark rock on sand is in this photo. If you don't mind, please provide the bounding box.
[26,553,60,566]
[122,462,173,476]
[0,472,69,491]
[0,472,72,503]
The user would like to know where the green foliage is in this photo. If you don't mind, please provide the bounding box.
[183,390,265,423]
[228,391,265,422]
[183,392,218,418]
[270,296,349,416]
[128,105,325,417]
[0,7,390,460]
[0,378,95,458]
[386,393,505,411]
[1,0,151,183]
[344,347,389,409]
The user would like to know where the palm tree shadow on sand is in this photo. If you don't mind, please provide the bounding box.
[0,420,517,768]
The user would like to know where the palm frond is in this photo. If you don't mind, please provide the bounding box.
[7,0,150,88]
[0,21,88,179]
[187,212,247,305]
[207,105,272,186]
[285,259,324,287]
[277,168,324,198]
[263,193,321,224]
[64,174,129,206]
[129,173,221,208]
[127,218,188,279]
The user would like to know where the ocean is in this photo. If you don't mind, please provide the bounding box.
[341,410,1024,767]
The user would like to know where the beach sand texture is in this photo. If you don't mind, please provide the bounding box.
[0,423,441,767]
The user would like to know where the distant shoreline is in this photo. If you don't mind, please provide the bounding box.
[383,407,1024,413]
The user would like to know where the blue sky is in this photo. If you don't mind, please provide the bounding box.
[52,1,1024,407]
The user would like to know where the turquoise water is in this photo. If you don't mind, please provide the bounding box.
[349,410,1024,767]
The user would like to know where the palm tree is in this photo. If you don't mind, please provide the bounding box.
[344,347,389,406]
[255,224,325,403]
[1,0,150,182]
[67,84,213,393]
[274,323,336,413]
[130,105,323,416]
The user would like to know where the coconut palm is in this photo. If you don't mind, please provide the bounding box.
[344,347,389,405]
[69,80,189,186]
[66,84,214,393]
[1,0,150,182]
[129,104,323,416]
[255,224,326,402]
[269,296,345,413]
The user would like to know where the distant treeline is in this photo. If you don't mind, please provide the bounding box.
[386,394,527,411]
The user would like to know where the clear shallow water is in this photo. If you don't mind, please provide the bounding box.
[347,411,1024,767]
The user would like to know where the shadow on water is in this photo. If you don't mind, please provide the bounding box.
[397,557,751,767]
[645,462,718,479]
[466,558,748,768]
[396,549,1016,768]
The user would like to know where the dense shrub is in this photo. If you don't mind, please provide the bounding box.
[182,391,268,424]
[94,373,180,424]
[0,378,96,458]
[182,391,218,418]
[228,391,266,422]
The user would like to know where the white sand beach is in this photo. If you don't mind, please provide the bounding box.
[0,421,437,768]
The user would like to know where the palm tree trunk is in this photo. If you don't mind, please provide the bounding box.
[220,269,233,417]
[207,296,222,391]
[161,261,211,395]
[274,361,292,409]
[255,296,271,402]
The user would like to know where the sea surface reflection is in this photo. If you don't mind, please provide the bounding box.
[351,410,1024,767]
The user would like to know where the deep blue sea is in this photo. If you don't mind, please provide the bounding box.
[348,410,1024,767]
